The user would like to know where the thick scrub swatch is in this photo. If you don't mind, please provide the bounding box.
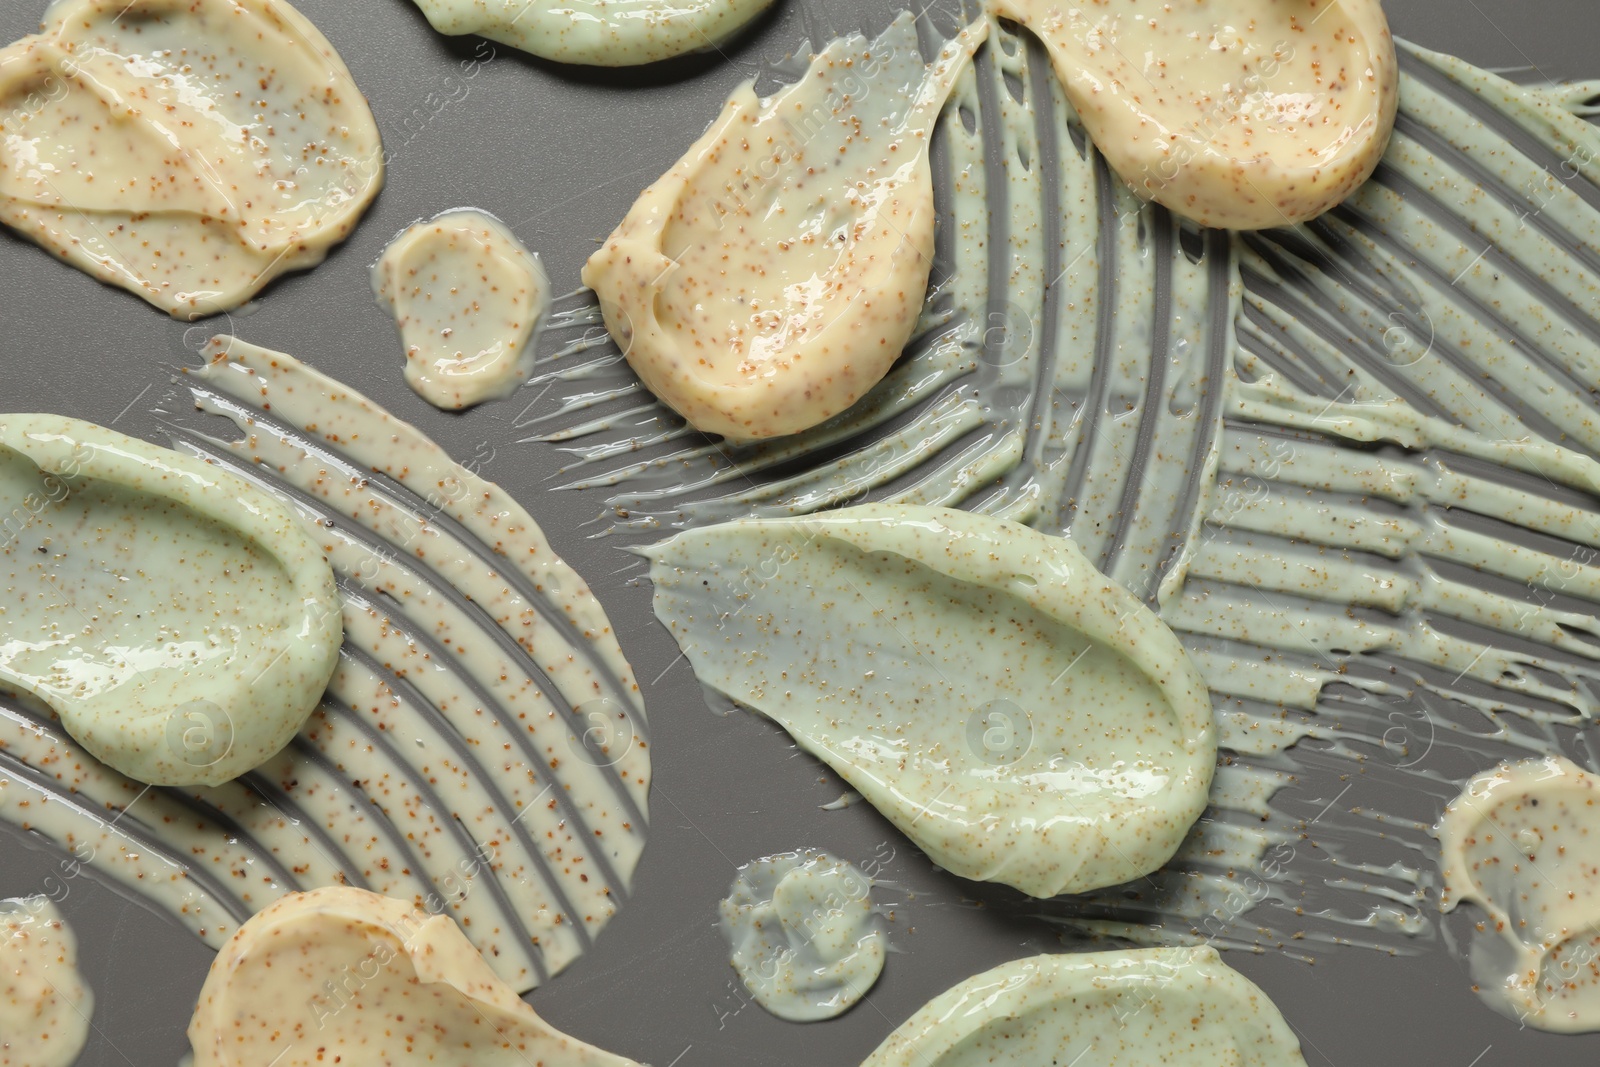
[646,503,1217,898]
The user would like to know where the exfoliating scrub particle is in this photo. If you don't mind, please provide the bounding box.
[405,0,776,66]
[646,503,1218,898]
[0,414,342,787]
[186,888,642,1067]
[0,0,383,317]
[719,850,886,1022]
[584,16,986,442]
[861,946,1307,1066]
[372,210,551,411]
[1438,756,1600,1032]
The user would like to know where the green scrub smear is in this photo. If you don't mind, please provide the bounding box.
[405,0,775,67]
[0,415,341,787]
[861,946,1306,1067]
[644,504,1217,899]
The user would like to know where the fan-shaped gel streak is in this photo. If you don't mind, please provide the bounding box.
[0,339,649,995]
[187,888,641,1067]
[524,20,1600,959]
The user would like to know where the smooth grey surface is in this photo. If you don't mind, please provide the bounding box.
[1,1,1597,1064]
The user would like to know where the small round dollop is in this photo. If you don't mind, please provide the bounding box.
[1,898,91,1067]
[372,210,550,411]
[1438,756,1600,1032]
[993,0,1398,229]
[719,850,886,1022]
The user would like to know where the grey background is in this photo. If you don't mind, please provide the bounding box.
[0,0,1596,1063]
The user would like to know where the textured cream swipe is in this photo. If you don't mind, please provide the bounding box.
[719,850,885,1022]
[372,210,550,411]
[0,414,341,787]
[646,504,1217,898]
[990,0,1397,228]
[0,898,90,1067]
[861,946,1306,1066]
[0,0,383,317]
[191,337,644,710]
[1437,757,1600,1033]
[407,0,775,66]
[0,338,649,993]
[533,23,1600,955]
[583,16,986,442]
[187,887,641,1067]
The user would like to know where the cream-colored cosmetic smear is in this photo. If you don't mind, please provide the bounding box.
[584,15,986,442]
[647,504,1217,898]
[0,0,382,318]
[861,946,1305,1066]
[405,0,775,66]
[0,414,342,787]
[990,0,1398,229]
[0,340,649,994]
[187,887,640,1067]
[0,899,90,1067]
[719,850,885,1022]
[531,12,1600,970]
[1438,757,1600,1033]
[373,210,551,411]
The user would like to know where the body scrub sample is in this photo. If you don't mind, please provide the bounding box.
[861,946,1305,1066]
[719,849,885,1022]
[646,504,1217,898]
[1438,756,1600,1032]
[186,887,641,1067]
[372,210,550,410]
[0,899,90,1067]
[0,0,383,317]
[990,0,1398,228]
[0,414,342,787]
[584,16,984,442]
[406,0,775,66]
